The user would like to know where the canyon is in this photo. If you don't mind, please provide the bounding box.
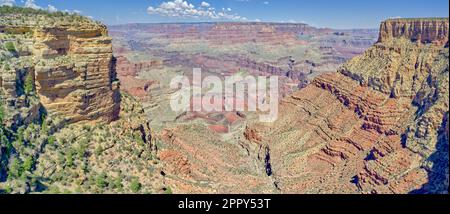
[109,22,378,132]
[240,18,449,193]
[109,19,448,193]
[0,6,448,194]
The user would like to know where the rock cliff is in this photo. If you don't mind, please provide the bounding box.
[241,18,449,193]
[0,7,168,194]
[1,8,120,127]
[379,18,449,46]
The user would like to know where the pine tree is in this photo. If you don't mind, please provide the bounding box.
[23,156,34,172]
[9,157,23,179]
[24,73,34,95]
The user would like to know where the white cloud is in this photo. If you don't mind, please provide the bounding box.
[24,0,41,10]
[0,0,15,6]
[200,1,210,7]
[47,4,57,12]
[287,20,307,24]
[147,0,250,21]
[263,1,269,5]
[63,9,82,14]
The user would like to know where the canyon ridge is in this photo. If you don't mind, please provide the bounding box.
[0,6,448,194]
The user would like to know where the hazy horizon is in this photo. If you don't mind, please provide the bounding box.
[106,17,450,30]
[106,21,384,30]
[1,0,449,29]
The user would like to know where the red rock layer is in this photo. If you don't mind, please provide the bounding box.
[240,18,449,193]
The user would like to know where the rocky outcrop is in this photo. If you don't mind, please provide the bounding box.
[116,56,163,77]
[379,18,449,46]
[1,7,168,194]
[114,56,159,100]
[1,13,120,125]
[34,27,120,123]
[241,18,449,194]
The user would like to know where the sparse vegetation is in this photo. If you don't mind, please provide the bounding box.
[66,150,74,168]
[3,63,11,71]
[0,99,4,124]
[8,157,23,179]
[47,136,56,146]
[0,5,60,16]
[95,145,103,156]
[164,186,173,194]
[24,73,34,95]
[3,42,16,52]
[0,6,101,29]
[113,176,123,191]
[96,172,108,189]
[23,156,34,172]
[130,178,141,193]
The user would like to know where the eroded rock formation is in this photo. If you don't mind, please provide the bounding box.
[241,18,449,194]
[379,18,449,46]
[1,16,120,125]
[1,8,167,194]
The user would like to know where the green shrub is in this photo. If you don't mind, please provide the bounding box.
[77,140,88,159]
[23,156,34,172]
[3,63,10,71]
[4,42,16,52]
[113,176,123,190]
[8,157,23,178]
[0,100,4,123]
[130,178,141,193]
[3,186,12,194]
[47,136,56,146]
[95,145,103,156]
[66,150,74,167]
[96,172,108,189]
[164,186,173,194]
[0,5,75,18]
[134,132,145,146]
[24,73,34,95]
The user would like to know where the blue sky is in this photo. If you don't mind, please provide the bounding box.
[2,0,449,28]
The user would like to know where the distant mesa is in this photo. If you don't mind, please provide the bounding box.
[379,18,449,46]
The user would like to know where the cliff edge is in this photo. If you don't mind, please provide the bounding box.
[1,6,120,128]
[379,18,448,46]
[241,18,449,194]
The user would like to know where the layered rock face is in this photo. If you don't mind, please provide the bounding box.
[110,22,378,114]
[111,22,323,45]
[242,18,449,194]
[1,8,168,194]
[1,16,120,125]
[33,27,120,123]
[379,18,449,46]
